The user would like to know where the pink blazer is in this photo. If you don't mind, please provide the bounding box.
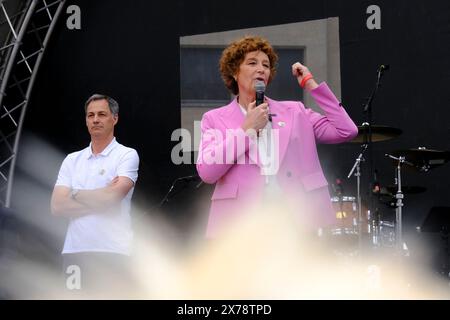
[197,82,358,237]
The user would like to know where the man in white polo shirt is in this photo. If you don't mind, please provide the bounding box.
[51,94,139,297]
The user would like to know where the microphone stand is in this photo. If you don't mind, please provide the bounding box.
[134,175,201,221]
[362,65,388,246]
[158,175,200,208]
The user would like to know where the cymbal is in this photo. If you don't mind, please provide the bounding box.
[390,148,450,172]
[350,124,402,143]
[374,185,427,208]
[378,185,427,195]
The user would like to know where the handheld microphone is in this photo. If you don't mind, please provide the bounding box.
[255,80,265,106]
[255,81,271,122]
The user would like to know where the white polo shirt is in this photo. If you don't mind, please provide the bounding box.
[55,138,139,255]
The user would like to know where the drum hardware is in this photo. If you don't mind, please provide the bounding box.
[347,144,368,253]
[349,123,401,223]
[337,65,450,258]
[374,185,427,208]
[391,147,450,172]
[384,153,408,255]
[381,185,427,195]
[348,124,400,247]
[377,220,396,248]
[350,65,391,255]
[381,148,450,254]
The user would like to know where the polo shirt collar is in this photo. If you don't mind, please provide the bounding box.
[87,137,118,159]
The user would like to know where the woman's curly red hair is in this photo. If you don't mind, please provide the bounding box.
[219,36,278,95]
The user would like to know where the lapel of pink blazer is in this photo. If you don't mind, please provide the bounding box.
[216,97,294,167]
[218,98,259,165]
[217,98,245,129]
[266,97,293,165]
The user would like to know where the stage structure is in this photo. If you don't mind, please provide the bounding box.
[0,0,65,207]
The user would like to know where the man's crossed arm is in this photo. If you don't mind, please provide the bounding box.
[50,176,134,218]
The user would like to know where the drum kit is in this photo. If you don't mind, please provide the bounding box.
[328,123,450,256]
[325,65,450,258]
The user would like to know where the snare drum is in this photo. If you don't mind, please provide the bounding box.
[330,196,357,235]
[330,196,369,236]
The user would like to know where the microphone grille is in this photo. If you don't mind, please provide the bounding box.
[254,80,265,92]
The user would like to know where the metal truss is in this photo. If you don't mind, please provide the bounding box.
[0,0,66,207]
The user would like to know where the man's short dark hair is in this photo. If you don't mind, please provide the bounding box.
[84,94,119,115]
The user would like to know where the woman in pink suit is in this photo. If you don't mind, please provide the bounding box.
[197,36,358,238]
